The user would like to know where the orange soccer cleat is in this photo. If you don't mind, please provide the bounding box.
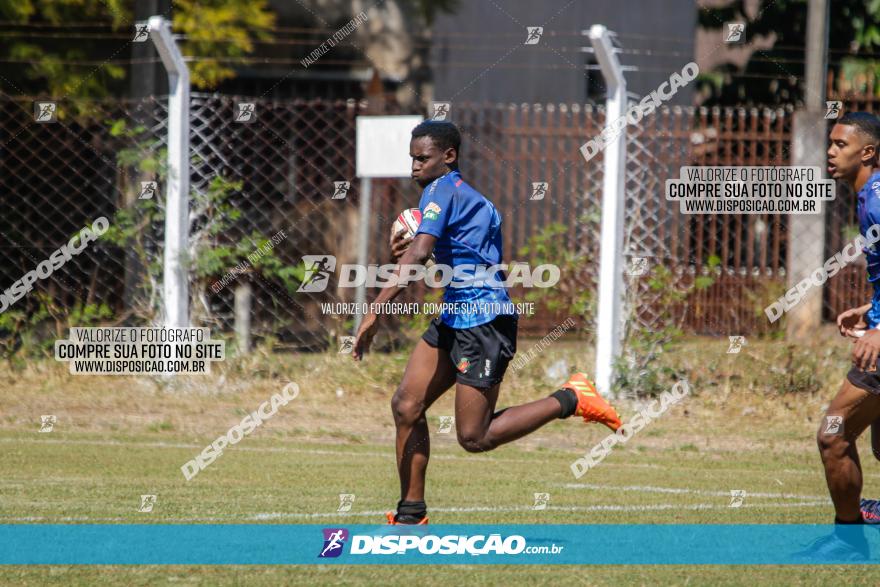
[385,511,429,525]
[562,373,622,432]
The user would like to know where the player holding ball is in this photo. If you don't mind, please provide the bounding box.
[351,120,621,525]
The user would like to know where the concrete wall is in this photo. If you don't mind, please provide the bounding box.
[430,0,696,105]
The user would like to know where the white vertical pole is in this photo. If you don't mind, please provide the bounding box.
[786,0,829,340]
[354,177,372,332]
[149,16,191,329]
[590,25,627,397]
[234,282,253,354]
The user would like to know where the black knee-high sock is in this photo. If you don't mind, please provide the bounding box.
[397,499,427,519]
[550,388,578,419]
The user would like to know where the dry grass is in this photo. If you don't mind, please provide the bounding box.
[2,325,876,585]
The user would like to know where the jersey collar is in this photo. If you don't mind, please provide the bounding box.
[858,170,880,199]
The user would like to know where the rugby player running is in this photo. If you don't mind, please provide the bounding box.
[351,120,621,524]
[818,113,880,542]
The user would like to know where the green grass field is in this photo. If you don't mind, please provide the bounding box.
[3,329,880,584]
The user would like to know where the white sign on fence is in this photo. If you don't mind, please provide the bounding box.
[356,115,423,178]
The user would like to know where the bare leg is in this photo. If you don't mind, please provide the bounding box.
[390,339,457,502]
[453,382,562,453]
[872,421,880,462]
[817,379,880,521]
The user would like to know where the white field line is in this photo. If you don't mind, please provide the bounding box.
[0,500,831,523]
[563,482,828,502]
[0,437,538,464]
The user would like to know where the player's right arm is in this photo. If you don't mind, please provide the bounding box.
[389,226,412,262]
[838,303,872,338]
[352,233,438,361]
[850,190,880,368]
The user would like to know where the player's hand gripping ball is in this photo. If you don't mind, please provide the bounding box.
[390,208,435,267]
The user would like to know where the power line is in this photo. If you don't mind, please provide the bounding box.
[5,25,880,60]
[1,17,880,55]
[0,31,132,40]
[7,28,880,65]
[0,20,122,28]
[0,57,162,66]
[0,53,846,78]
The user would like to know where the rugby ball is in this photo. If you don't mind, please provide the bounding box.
[392,208,435,267]
[392,208,422,237]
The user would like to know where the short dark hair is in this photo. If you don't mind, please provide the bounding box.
[411,120,461,156]
[838,111,880,145]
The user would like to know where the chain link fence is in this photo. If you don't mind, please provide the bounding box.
[0,93,863,356]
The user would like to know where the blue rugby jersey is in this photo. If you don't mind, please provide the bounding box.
[857,170,880,327]
[414,170,515,328]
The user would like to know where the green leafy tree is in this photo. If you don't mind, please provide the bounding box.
[102,119,302,327]
[699,0,880,105]
[0,0,275,96]
[171,0,274,88]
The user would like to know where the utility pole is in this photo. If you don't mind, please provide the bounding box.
[123,1,171,321]
[786,0,830,339]
[149,16,191,329]
[588,25,627,397]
